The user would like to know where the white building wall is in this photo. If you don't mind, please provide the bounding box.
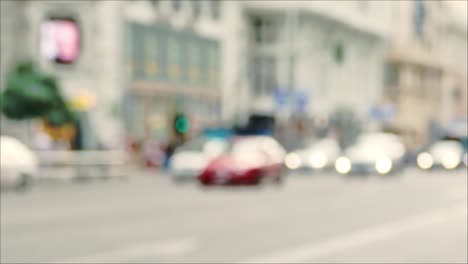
[93,1,125,148]
[0,1,32,142]
[22,0,126,149]
[220,0,250,123]
[242,0,391,119]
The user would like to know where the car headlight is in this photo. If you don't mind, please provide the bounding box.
[285,152,302,170]
[417,152,433,170]
[375,157,392,175]
[441,152,460,170]
[308,152,328,169]
[335,157,351,174]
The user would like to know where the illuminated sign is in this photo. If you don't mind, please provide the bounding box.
[41,18,80,64]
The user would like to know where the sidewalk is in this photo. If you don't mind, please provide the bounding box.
[35,149,168,181]
[36,164,168,182]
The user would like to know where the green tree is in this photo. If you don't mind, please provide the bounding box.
[0,61,76,126]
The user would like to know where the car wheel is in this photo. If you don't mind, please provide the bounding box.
[276,174,284,183]
[197,181,211,191]
[257,171,270,186]
[253,176,264,187]
[273,176,284,189]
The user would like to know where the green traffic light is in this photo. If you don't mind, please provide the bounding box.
[175,116,190,134]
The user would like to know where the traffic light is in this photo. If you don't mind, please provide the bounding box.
[174,113,190,134]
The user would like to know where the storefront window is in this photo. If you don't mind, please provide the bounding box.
[127,94,145,141]
[149,97,167,141]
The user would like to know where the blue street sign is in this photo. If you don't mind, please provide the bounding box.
[295,91,308,105]
[369,103,395,123]
[370,106,382,120]
[274,88,289,108]
[274,88,309,113]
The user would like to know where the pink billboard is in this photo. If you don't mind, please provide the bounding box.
[40,19,80,64]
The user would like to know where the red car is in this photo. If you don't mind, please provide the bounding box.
[198,136,286,186]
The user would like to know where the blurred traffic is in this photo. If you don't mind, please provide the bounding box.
[0,0,467,263]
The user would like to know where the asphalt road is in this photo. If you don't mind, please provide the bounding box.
[1,168,467,263]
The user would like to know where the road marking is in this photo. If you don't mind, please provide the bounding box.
[240,203,467,263]
[53,237,199,263]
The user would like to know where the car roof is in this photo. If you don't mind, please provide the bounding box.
[358,132,402,142]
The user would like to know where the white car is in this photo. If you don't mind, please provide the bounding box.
[1,136,39,190]
[285,138,341,172]
[169,136,229,183]
[416,140,465,170]
[335,133,406,175]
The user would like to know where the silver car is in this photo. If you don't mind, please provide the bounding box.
[334,132,406,175]
[416,140,465,170]
[285,138,341,172]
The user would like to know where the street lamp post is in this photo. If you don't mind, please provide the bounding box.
[284,7,299,150]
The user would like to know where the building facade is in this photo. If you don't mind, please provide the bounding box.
[0,0,236,149]
[223,0,393,149]
[1,0,465,151]
[120,0,228,146]
[235,0,393,120]
[384,0,467,148]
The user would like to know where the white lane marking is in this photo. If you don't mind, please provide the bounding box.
[240,203,467,263]
[53,237,199,263]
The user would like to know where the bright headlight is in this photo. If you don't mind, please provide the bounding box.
[285,153,302,170]
[335,157,351,174]
[308,152,328,169]
[441,153,460,170]
[375,157,392,175]
[417,152,433,170]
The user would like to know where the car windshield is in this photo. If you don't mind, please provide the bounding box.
[226,137,261,154]
[177,137,228,153]
[432,140,463,152]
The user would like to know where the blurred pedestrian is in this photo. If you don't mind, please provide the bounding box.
[71,119,83,150]
[34,130,53,150]
[163,137,184,170]
[142,139,165,168]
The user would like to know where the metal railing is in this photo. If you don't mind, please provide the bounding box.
[36,150,130,180]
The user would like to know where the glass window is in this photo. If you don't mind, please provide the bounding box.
[210,0,221,20]
[251,56,277,96]
[149,0,159,7]
[192,0,201,18]
[178,136,228,154]
[128,94,145,140]
[251,16,277,44]
[384,63,400,87]
[413,0,426,38]
[172,0,182,12]
[358,0,369,13]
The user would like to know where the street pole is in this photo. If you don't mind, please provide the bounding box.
[286,7,298,150]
